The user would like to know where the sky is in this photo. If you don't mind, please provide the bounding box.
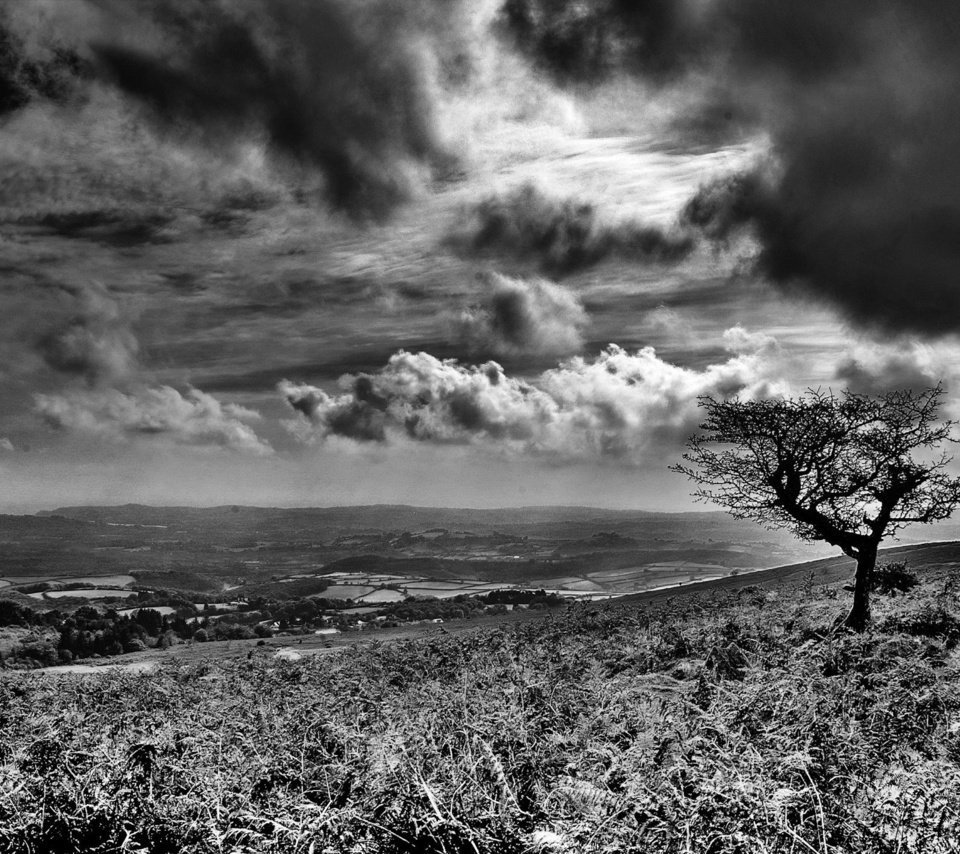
[2,0,960,512]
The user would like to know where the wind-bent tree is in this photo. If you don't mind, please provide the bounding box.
[672,386,960,631]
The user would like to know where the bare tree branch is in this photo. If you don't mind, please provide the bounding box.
[671,384,960,630]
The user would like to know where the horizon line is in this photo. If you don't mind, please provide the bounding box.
[11,501,722,516]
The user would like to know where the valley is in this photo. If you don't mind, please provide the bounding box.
[4,504,840,606]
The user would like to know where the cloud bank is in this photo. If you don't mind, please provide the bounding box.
[35,386,272,455]
[453,273,586,358]
[280,333,786,462]
[29,280,272,454]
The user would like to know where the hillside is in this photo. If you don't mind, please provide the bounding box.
[621,540,960,604]
[1,545,959,852]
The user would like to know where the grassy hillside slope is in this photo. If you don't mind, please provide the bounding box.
[621,541,960,604]
[1,552,959,853]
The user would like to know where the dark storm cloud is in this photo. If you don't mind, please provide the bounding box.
[681,173,760,244]
[496,0,707,85]
[0,8,90,116]
[282,377,389,442]
[495,0,873,95]
[679,1,960,334]
[90,0,458,219]
[446,183,694,276]
[500,1,960,334]
[453,273,587,358]
[494,0,754,148]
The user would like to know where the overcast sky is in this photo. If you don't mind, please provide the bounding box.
[2,0,960,512]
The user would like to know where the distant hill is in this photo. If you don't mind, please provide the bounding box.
[38,503,960,538]
[38,503,697,531]
[34,503,810,552]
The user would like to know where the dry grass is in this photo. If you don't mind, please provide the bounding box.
[1,568,959,853]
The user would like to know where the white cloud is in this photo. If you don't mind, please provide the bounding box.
[35,385,272,455]
[281,329,788,463]
[722,324,778,355]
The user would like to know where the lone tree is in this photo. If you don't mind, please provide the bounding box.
[673,385,960,630]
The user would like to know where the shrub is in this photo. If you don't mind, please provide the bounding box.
[880,603,960,645]
[871,561,919,595]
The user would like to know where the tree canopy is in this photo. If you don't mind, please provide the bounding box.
[673,385,960,629]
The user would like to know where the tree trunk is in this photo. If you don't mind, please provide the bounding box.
[844,543,877,631]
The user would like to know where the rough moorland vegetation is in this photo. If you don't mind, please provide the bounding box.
[2,565,959,853]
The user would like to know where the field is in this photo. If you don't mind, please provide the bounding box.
[6,504,960,612]
[0,505,851,609]
[358,589,404,603]
[2,547,959,853]
[28,589,138,601]
[116,606,177,618]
